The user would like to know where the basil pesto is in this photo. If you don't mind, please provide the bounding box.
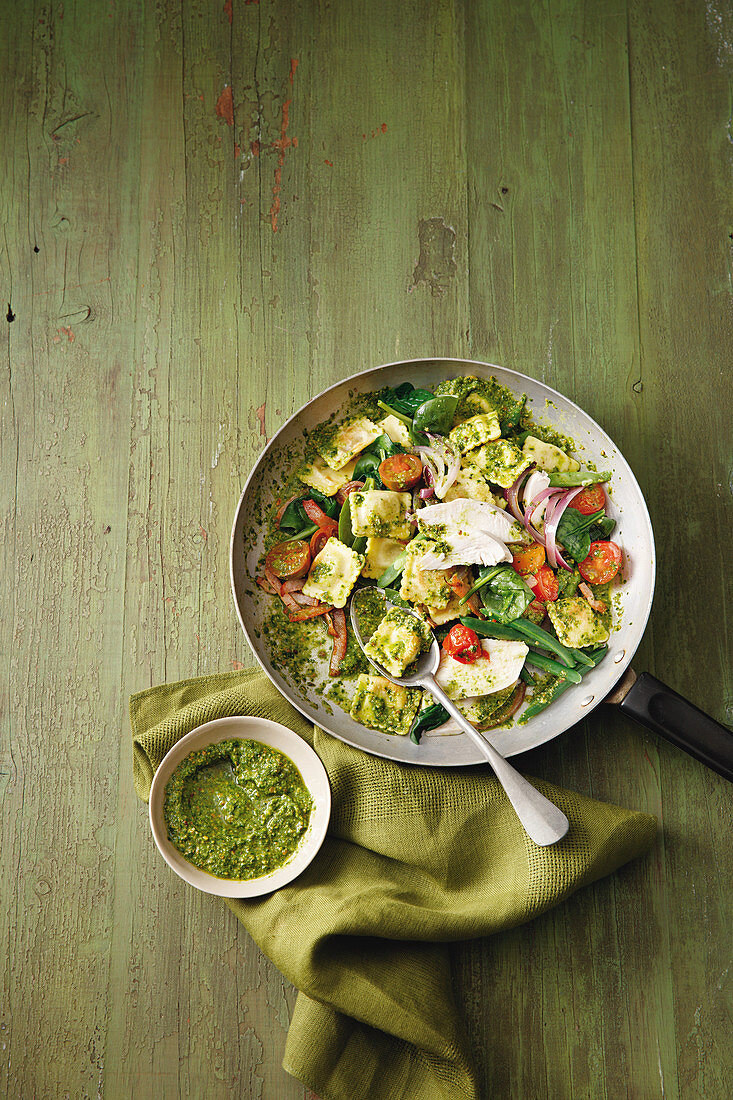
[164,739,313,880]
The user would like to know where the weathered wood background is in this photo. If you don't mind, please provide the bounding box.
[1,0,731,1096]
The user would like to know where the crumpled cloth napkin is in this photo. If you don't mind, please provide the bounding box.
[130,668,656,1100]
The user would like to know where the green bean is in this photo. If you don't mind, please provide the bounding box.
[522,679,574,718]
[506,618,576,668]
[352,536,367,555]
[524,653,582,682]
[522,646,608,717]
[569,647,595,667]
[376,552,409,589]
[459,617,528,642]
[377,532,425,588]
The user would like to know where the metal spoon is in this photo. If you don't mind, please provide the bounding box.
[350,588,569,847]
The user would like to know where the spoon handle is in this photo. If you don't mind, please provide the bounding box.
[421,676,570,847]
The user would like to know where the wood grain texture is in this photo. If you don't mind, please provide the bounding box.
[0,0,730,1097]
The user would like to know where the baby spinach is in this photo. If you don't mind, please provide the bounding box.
[409,702,450,744]
[411,395,460,442]
[379,382,435,419]
[555,507,606,563]
[589,513,616,540]
[278,487,339,533]
[476,565,535,624]
[352,433,404,483]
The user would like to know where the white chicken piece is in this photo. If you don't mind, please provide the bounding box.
[434,639,529,699]
[415,498,524,569]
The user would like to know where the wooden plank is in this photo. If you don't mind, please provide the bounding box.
[460,3,659,1098]
[625,3,733,1097]
[0,1,143,1095]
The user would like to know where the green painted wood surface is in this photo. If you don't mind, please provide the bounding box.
[1,1,731,1096]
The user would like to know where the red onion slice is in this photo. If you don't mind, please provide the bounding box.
[507,467,533,523]
[544,487,583,570]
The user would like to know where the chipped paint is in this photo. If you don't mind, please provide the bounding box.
[250,139,260,156]
[268,61,298,232]
[362,123,388,141]
[255,402,267,438]
[223,0,232,22]
[216,85,234,126]
[411,218,457,296]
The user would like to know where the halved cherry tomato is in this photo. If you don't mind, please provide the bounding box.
[578,540,622,584]
[265,540,311,580]
[567,484,606,515]
[310,529,331,559]
[442,623,485,664]
[529,564,559,602]
[511,544,546,576]
[378,453,423,491]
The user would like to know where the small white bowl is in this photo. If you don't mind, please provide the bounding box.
[149,715,331,897]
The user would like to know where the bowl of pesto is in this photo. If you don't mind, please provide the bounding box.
[149,715,331,897]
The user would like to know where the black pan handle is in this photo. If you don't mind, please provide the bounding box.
[619,672,733,782]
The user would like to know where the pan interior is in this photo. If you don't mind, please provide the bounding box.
[230,358,655,766]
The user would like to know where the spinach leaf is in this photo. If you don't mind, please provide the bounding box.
[555,507,605,563]
[589,514,616,540]
[412,395,460,438]
[379,383,435,419]
[478,565,535,624]
[409,702,450,744]
[279,487,339,533]
[352,432,404,482]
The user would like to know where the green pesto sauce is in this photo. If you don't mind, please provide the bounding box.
[521,419,577,454]
[262,605,322,688]
[353,585,388,641]
[164,739,313,881]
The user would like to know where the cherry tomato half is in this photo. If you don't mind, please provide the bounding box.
[379,453,423,491]
[578,540,622,584]
[511,543,546,576]
[442,623,485,664]
[265,539,311,579]
[530,564,559,602]
[567,484,606,515]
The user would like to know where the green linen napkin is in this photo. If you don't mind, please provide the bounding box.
[130,668,656,1100]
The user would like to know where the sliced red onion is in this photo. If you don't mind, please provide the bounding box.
[526,487,564,532]
[544,487,583,570]
[419,486,434,500]
[507,467,532,523]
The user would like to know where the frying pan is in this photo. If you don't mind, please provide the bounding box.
[230,358,733,779]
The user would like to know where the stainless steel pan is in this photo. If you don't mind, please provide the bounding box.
[230,358,733,779]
